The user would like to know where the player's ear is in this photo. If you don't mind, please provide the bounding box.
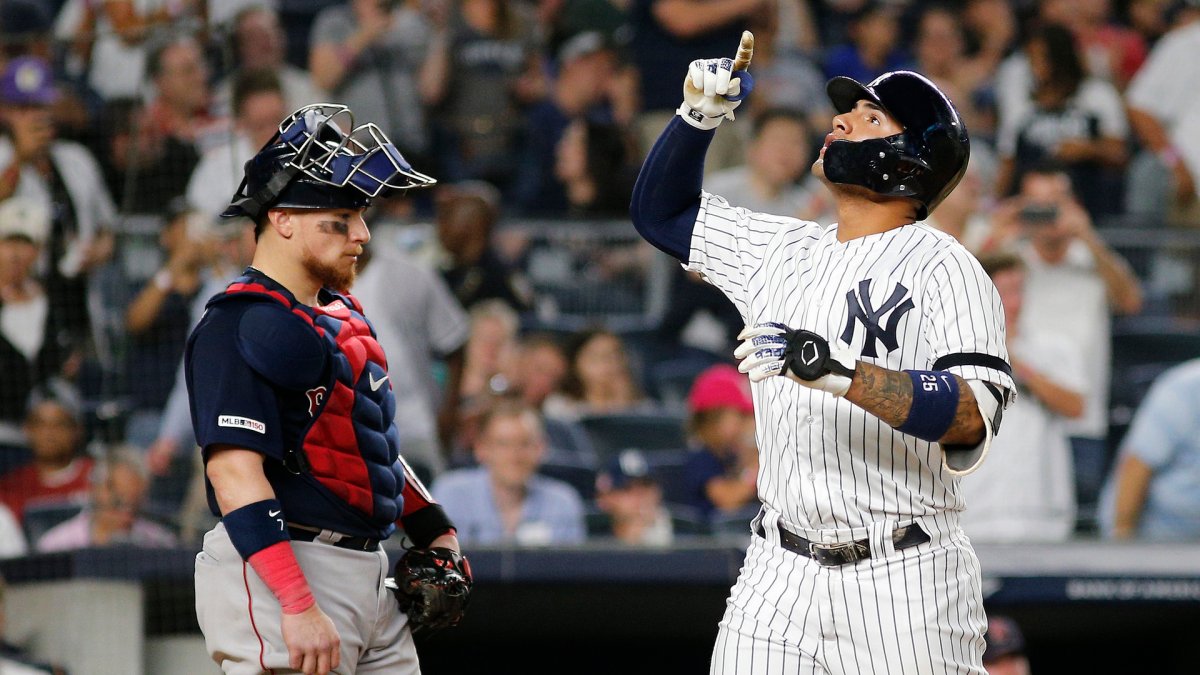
[267,208,295,238]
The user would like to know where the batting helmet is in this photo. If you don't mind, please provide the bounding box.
[822,71,969,220]
[222,103,435,221]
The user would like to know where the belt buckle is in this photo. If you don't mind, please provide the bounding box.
[811,540,869,566]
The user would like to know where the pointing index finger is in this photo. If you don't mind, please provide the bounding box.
[732,30,755,71]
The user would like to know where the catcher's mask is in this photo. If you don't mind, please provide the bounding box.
[221,103,436,221]
[822,71,969,221]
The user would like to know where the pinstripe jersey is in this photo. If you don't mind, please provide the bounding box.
[686,191,1016,532]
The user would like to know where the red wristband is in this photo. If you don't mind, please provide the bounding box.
[247,541,315,615]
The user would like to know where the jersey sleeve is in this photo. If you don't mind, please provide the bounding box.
[923,246,1016,397]
[186,303,286,460]
[685,190,815,316]
[922,246,1017,476]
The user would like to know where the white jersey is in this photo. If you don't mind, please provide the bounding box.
[687,191,1015,532]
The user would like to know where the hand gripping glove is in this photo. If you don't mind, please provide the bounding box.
[735,323,857,396]
[387,547,473,633]
[678,57,754,131]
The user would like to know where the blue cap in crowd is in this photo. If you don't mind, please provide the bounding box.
[0,56,57,106]
[598,449,656,491]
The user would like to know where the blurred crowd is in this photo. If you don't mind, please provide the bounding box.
[1,0,1200,572]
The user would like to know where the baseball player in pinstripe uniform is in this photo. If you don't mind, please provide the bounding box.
[630,35,1015,673]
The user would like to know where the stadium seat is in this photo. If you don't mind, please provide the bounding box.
[538,460,598,501]
[22,502,85,545]
[543,417,598,466]
[643,449,692,508]
[577,412,687,460]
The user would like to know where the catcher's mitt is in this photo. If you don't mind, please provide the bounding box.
[387,547,472,632]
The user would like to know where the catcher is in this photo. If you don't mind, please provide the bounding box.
[187,104,470,675]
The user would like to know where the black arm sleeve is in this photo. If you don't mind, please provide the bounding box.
[629,116,716,262]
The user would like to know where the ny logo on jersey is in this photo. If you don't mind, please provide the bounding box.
[840,279,915,358]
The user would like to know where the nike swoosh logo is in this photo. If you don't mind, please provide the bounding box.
[369,372,389,392]
[268,510,280,517]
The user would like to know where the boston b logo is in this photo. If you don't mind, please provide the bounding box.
[840,280,915,358]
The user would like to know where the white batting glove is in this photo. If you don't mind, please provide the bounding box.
[678,58,751,131]
[735,323,857,397]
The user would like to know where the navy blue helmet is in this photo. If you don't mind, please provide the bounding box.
[822,71,970,220]
[222,104,435,221]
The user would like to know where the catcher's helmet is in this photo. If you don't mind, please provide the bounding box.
[222,104,435,221]
[822,71,969,220]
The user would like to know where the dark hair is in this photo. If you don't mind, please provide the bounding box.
[232,68,283,118]
[1028,23,1085,98]
[751,107,808,139]
[977,251,1024,279]
[476,396,543,438]
[559,328,638,401]
[146,34,199,81]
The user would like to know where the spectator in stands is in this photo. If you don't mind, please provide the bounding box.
[459,299,520,404]
[1043,0,1148,90]
[144,217,258,478]
[983,615,1031,675]
[0,572,66,674]
[186,69,288,219]
[990,165,1143,520]
[513,31,637,216]
[435,181,532,311]
[961,252,1084,543]
[552,118,636,218]
[682,364,757,521]
[53,0,203,101]
[704,108,828,221]
[544,328,651,421]
[131,35,219,209]
[422,0,546,190]
[1125,1,1200,225]
[912,4,1000,142]
[215,5,325,117]
[0,198,89,454]
[502,333,568,412]
[821,2,910,84]
[36,448,176,551]
[433,398,586,545]
[351,224,471,474]
[0,504,25,559]
[994,23,1129,217]
[309,0,432,161]
[0,56,115,328]
[925,154,995,254]
[627,0,759,171]
[0,398,93,524]
[121,202,216,447]
[731,0,826,131]
[594,449,673,546]
[656,267,743,357]
[1100,357,1200,540]
[0,0,53,63]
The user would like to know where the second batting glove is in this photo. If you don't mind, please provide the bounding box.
[678,58,754,131]
[735,323,857,397]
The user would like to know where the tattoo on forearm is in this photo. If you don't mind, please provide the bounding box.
[847,363,913,428]
[847,367,984,445]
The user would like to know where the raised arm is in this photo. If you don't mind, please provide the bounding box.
[630,45,754,262]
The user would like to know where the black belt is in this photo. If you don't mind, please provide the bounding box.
[756,521,930,567]
[287,524,381,551]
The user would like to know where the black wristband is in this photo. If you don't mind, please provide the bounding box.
[401,503,456,549]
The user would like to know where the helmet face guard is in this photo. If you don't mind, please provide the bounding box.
[222,104,436,220]
[822,71,969,220]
